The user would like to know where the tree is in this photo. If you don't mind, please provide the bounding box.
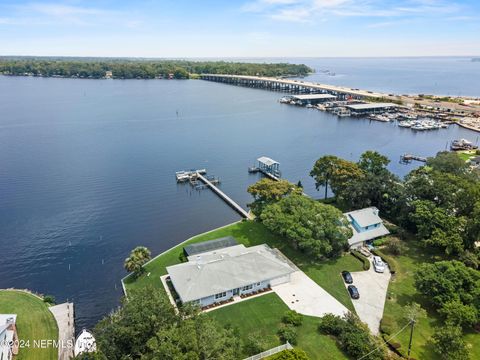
[124,246,151,277]
[438,300,478,329]
[432,325,469,360]
[310,155,363,200]
[260,195,352,259]
[426,151,469,175]
[277,324,298,345]
[247,179,301,216]
[94,286,240,359]
[243,332,269,356]
[409,200,467,254]
[145,314,240,359]
[414,260,480,310]
[94,286,177,359]
[318,313,386,360]
[358,150,390,176]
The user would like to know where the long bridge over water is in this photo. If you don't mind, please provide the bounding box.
[200,74,388,100]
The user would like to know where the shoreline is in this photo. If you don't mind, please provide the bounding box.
[121,219,243,297]
[457,122,480,133]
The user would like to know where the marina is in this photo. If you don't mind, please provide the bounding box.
[2,72,479,329]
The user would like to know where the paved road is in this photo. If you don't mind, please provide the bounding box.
[273,271,349,318]
[347,261,391,335]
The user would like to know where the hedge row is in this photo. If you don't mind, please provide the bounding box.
[371,249,397,274]
[350,250,370,271]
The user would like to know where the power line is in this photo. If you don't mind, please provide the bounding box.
[357,321,411,360]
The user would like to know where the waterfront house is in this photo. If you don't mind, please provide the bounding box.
[167,243,295,307]
[0,314,18,360]
[344,207,390,248]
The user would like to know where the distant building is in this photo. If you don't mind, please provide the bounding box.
[344,207,390,248]
[167,243,295,307]
[104,71,113,79]
[0,314,18,360]
[345,103,398,115]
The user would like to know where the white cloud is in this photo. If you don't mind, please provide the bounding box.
[242,0,467,22]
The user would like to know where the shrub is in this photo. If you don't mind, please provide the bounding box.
[373,237,388,247]
[282,310,303,327]
[385,237,405,256]
[379,315,395,335]
[371,249,396,274]
[43,295,56,305]
[318,313,348,336]
[278,324,298,345]
[243,332,269,356]
[351,250,370,270]
[269,349,309,360]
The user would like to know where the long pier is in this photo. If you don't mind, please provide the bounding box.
[196,172,253,220]
[200,74,386,100]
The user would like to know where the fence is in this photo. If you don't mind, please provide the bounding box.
[243,342,293,360]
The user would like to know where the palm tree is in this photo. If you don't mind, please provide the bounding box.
[124,246,151,277]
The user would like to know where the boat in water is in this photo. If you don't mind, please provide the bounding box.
[398,121,413,128]
[74,329,97,357]
[451,139,478,151]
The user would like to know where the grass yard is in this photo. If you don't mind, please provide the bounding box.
[0,290,58,360]
[457,150,478,162]
[124,221,363,311]
[381,239,480,360]
[208,293,348,360]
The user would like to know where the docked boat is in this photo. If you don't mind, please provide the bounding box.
[398,121,413,128]
[279,97,290,103]
[451,139,478,151]
[411,122,427,131]
[74,329,97,357]
[403,113,418,120]
[334,108,351,117]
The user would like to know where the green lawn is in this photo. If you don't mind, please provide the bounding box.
[208,293,348,360]
[381,239,480,360]
[124,221,363,311]
[0,290,58,360]
[457,150,478,162]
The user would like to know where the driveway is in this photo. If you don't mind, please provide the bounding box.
[273,271,349,318]
[347,260,391,335]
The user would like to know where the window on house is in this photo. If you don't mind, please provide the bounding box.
[242,284,253,291]
[256,282,261,287]
[214,291,227,299]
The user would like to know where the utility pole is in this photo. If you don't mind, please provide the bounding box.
[407,319,416,359]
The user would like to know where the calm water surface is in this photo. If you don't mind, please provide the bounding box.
[0,69,479,328]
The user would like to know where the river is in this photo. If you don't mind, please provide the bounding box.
[0,57,479,328]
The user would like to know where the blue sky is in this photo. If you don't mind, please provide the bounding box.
[0,0,479,57]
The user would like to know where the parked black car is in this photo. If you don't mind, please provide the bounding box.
[348,285,360,299]
[341,271,353,284]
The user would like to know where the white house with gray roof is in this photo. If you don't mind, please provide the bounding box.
[344,207,390,248]
[166,243,295,307]
[0,314,17,360]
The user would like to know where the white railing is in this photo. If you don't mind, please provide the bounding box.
[243,342,293,360]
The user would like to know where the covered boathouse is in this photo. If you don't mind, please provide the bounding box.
[345,103,398,115]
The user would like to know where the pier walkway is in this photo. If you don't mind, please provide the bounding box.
[196,172,253,220]
[200,74,386,99]
[49,302,75,360]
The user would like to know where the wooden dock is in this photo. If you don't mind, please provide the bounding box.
[196,172,253,219]
[400,154,427,164]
